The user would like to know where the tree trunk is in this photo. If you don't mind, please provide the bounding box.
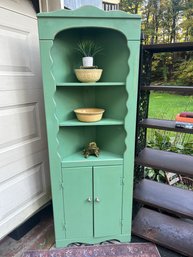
[134,2,139,14]
[171,13,177,43]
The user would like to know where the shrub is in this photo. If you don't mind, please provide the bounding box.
[145,130,193,185]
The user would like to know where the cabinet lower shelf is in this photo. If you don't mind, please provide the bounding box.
[62,150,123,167]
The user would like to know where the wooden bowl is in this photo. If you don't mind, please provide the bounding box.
[74,69,103,83]
[74,108,105,122]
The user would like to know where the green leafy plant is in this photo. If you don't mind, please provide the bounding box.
[148,130,193,155]
[75,40,103,57]
[147,131,172,151]
[145,167,166,183]
[145,130,193,186]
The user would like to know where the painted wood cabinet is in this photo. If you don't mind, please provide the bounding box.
[37,6,141,247]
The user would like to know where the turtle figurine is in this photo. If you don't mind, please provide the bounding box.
[83,142,100,158]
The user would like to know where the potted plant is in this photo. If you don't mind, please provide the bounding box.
[74,40,103,83]
[76,40,103,67]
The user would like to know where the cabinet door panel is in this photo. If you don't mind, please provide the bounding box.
[62,167,93,238]
[94,165,123,237]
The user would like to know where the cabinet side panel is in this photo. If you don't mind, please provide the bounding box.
[122,40,140,235]
[39,40,64,240]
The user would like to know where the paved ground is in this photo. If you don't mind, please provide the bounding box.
[0,205,186,257]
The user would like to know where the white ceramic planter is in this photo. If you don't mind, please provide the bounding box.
[82,56,93,67]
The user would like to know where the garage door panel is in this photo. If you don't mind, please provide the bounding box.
[0,24,33,76]
[0,151,51,239]
[0,7,42,90]
[0,0,50,239]
[0,89,47,167]
[0,103,40,149]
[0,163,45,220]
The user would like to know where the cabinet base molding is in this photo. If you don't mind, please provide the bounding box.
[56,234,131,248]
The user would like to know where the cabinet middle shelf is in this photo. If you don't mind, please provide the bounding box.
[59,118,124,126]
[62,150,123,168]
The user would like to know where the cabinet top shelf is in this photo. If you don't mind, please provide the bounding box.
[57,82,126,87]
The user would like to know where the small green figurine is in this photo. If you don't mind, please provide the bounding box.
[83,142,100,158]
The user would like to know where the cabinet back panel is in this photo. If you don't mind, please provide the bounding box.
[58,126,125,158]
[51,30,80,82]
[94,30,129,82]
[55,87,95,121]
[58,127,96,158]
[51,28,129,83]
[96,126,126,155]
[96,87,127,120]
[55,87,126,122]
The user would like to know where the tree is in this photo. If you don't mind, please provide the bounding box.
[120,0,193,44]
[119,0,143,14]
[120,0,193,85]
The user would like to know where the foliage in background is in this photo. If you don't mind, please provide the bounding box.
[120,0,193,44]
[174,58,193,85]
[120,0,193,85]
[151,51,193,85]
[145,92,193,186]
[147,130,193,154]
[120,1,193,188]
[145,130,193,184]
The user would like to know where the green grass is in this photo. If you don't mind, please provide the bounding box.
[146,92,193,188]
[149,92,193,120]
[147,92,193,143]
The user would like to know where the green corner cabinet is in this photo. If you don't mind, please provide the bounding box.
[37,6,141,247]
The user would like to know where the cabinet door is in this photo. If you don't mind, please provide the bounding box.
[93,165,123,237]
[62,167,93,238]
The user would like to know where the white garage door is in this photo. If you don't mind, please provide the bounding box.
[0,0,51,239]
